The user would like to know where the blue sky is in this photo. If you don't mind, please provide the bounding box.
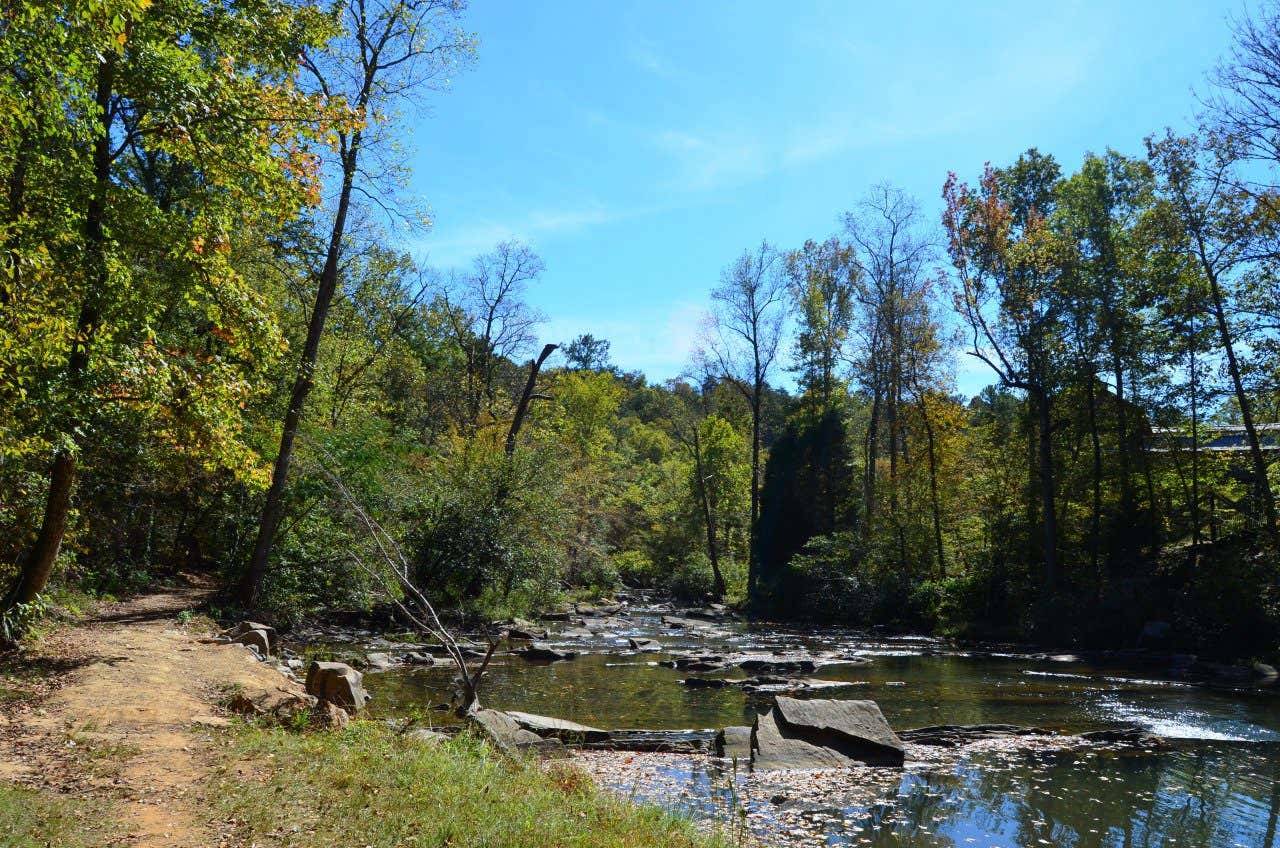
[403,0,1243,396]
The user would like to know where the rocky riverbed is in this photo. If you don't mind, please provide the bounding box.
[281,596,1280,847]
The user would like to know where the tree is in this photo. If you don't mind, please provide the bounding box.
[563,333,613,372]
[1054,151,1155,578]
[241,0,475,607]
[443,241,545,430]
[1146,130,1279,541]
[786,238,858,411]
[944,151,1072,592]
[706,241,786,599]
[843,184,939,568]
[4,0,330,613]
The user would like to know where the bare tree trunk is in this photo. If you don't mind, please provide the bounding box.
[7,57,114,610]
[505,343,557,456]
[1189,319,1202,549]
[240,144,359,607]
[863,383,881,543]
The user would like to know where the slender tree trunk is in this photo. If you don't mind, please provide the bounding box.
[918,396,946,579]
[505,344,557,456]
[692,428,726,599]
[1035,387,1059,592]
[1205,268,1278,541]
[888,371,904,568]
[1112,353,1132,514]
[1086,374,1103,587]
[7,57,114,610]
[863,383,881,543]
[240,144,359,607]
[747,379,761,599]
[1189,324,1201,549]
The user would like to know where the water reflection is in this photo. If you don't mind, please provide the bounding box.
[595,744,1280,847]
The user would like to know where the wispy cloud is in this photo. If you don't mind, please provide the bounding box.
[651,128,770,193]
[627,38,683,83]
[416,201,619,268]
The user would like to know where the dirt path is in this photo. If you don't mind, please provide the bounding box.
[0,576,306,847]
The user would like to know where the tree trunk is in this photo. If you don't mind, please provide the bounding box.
[1035,387,1059,592]
[863,383,881,543]
[1206,268,1278,541]
[1189,323,1201,549]
[240,144,359,607]
[1112,353,1132,515]
[747,380,761,600]
[505,343,557,456]
[692,428,726,599]
[7,57,115,611]
[918,396,946,579]
[1086,374,1103,588]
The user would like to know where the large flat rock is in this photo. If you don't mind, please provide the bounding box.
[506,711,609,742]
[751,697,905,770]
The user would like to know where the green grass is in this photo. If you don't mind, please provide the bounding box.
[0,783,118,848]
[209,721,728,848]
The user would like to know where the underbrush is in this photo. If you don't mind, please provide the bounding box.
[209,721,726,848]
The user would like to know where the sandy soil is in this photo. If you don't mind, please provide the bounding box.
[0,575,307,847]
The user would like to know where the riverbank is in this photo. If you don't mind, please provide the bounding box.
[0,578,725,847]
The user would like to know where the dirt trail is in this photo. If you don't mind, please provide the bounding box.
[0,576,306,847]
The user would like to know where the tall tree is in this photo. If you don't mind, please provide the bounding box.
[786,238,858,412]
[844,184,937,567]
[944,151,1072,592]
[4,0,329,613]
[442,241,545,431]
[1146,130,1279,541]
[706,241,786,599]
[241,0,475,606]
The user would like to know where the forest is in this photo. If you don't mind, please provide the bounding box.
[5,0,1280,665]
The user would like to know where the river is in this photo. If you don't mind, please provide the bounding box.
[345,602,1280,847]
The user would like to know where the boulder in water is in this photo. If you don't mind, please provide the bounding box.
[515,642,578,662]
[751,696,904,770]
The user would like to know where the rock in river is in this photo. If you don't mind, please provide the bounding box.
[739,657,817,674]
[506,710,610,742]
[628,637,662,652]
[514,642,578,662]
[752,696,904,770]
